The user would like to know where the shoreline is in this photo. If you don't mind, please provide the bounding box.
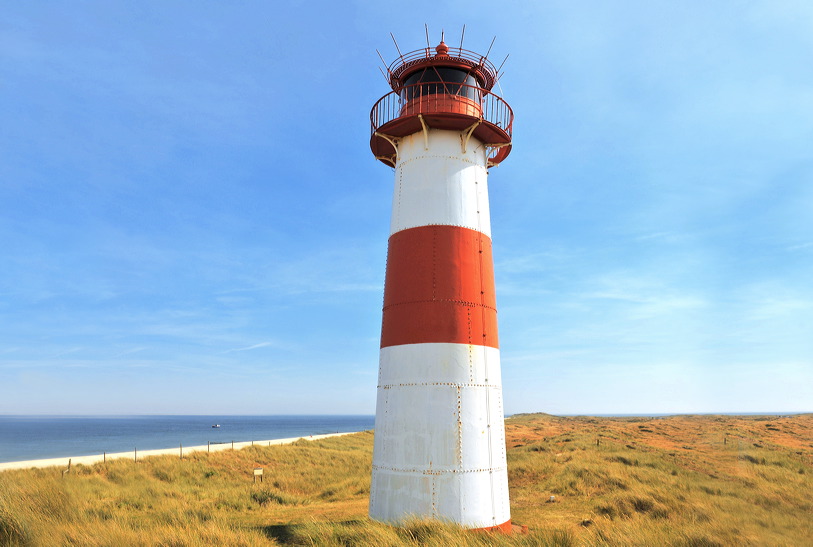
[0,431,357,472]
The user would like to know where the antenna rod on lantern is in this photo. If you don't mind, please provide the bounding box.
[376,49,394,80]
[484,36,496,61]
[459,25,466,55]
[496,53,510,75]
[390,33,404,61]
[425,24,431,52]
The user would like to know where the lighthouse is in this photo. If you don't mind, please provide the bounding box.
[369,36,514,531]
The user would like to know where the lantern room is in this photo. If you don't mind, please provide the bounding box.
[370,41,513,168]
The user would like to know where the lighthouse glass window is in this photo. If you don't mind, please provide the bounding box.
[401,67,481,102]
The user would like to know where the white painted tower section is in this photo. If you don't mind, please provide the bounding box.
[388,132,493,238]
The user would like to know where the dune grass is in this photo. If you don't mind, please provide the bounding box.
[1,415,811,545]
[506,413,813,546]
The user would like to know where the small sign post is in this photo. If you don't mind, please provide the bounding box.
[253,467,263,483]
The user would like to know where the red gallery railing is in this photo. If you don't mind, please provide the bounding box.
[369,81,513,167]
[370,81,513,141]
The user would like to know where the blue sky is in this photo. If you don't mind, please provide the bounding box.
[1,1,811,415]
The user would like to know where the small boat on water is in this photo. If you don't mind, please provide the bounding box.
[212,424,220,428]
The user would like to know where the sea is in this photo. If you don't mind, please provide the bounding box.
[0,415,375,464]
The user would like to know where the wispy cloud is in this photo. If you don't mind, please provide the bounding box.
[221,341,276,354]
[112,347,147,358]
[53,347,83,358]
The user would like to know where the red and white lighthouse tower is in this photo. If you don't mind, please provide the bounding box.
[369,36,514,531]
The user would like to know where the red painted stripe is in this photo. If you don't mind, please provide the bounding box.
[381,225,498,349]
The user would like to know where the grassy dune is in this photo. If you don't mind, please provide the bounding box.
[1,414,811,545]
[507,414,812,546]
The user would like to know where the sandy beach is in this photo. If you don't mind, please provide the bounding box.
[0,431,356,472]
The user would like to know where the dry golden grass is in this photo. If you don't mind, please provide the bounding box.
[506,414,813,546]
[1,414,811,545]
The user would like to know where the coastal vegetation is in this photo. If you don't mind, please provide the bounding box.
[1,414,811,545]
